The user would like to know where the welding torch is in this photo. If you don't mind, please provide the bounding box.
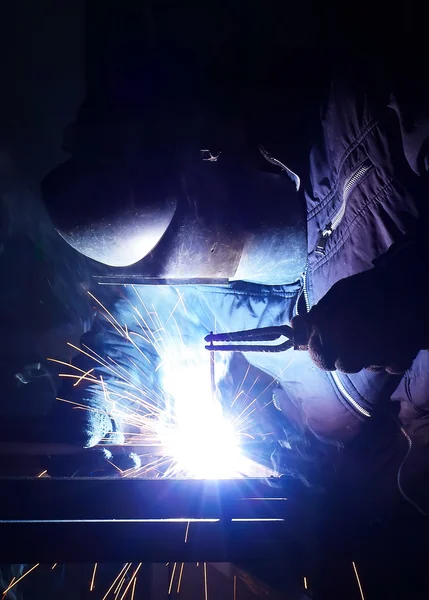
[205,324,297,354]
[205,323,309,400]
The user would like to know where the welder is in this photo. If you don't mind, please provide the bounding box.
[40,37,429,513]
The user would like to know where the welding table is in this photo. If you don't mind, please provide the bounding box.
[0,277,313,564]
[0,477,314,564]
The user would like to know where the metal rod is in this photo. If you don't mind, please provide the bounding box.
[0,478,308,563]
[210,349,216,401]
[0,478,299,521]
[94,276,230,286]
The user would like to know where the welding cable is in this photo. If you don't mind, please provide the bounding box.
[395,420,427,516]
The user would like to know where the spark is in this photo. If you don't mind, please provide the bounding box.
[101,564,129,600]
[131,577,137,600]
[74,344,147,406]
[114,564,132,597]
[234,575,237,600]
[168,563,178,595]
[87,291,127,337]
[47,357,99,377]
[51,564,57,570]
[172,316,184,348]
[177,562,185,593]
[106,352,165,404]
[122,324,157,365]
[63,336,162,419]
[56,397,107,416]
[166,291,186,323]
[55,287,276,480]
[126,455,172,479]
[126,333,153,362]
[90,562,98,591]
[114,576,127,600]
[233,394,260,426]
[234,381,281,429]
[245,375,259,399]
[238,357,296,423]
[74,367,95,387]
[204,563,208,600]
[352,562,365,600]
[58,373,98,385]
[303,576,308,589]
[231,364,251,409]
[129,291,167,357]
[233,359,296,432]
[2,578,14,599]
[67,342,111,371]
[132,318,152,343]
[37,470,47,478]
[119,563,142,600]
[3,564,39,594]
[185,521,190,543]
[175,288,187,315]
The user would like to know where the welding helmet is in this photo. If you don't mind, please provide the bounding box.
[42,144,306,285]
[42,156,177,268]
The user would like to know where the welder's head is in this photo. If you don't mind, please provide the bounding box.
[42,138,306,284]
[42,65,307,283]
[41,80,250,270]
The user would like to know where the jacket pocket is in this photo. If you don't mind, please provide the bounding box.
[315,158,374,256]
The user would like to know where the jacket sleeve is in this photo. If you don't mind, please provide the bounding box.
[373,57,429,279]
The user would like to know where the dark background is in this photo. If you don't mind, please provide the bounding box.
[0,0,428,598]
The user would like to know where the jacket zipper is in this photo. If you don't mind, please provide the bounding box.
[316,161,373,255]
[331,371,371,418]
[295,268,310,316]
[302,268,310,313]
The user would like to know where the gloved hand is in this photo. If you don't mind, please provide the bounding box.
[292,265,429,374]
[46,318,125,448]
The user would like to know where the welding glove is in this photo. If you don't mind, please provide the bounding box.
[49,318,125,448]
[292,240,429,374]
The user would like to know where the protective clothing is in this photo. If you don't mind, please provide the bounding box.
[292,242,429,374]
[51,57,429,513]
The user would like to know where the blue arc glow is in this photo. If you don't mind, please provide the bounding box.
[158,347,244,479]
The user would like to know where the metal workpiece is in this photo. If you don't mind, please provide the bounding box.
[0,477,309,563]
